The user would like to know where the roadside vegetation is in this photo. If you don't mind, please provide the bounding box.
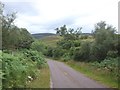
[1,2,49,89]
[27,64,50,88]
[42,23,119,88]
[65,59,118,88]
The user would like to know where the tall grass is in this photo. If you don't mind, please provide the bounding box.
[65,58,118,88]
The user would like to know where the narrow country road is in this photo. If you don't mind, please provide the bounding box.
[47,59,107,88]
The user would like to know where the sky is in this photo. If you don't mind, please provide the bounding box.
[1,0,119,34]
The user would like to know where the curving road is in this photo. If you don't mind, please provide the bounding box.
[47,59,107,88]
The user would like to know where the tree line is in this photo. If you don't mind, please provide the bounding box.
[1,2,33,50]
[46,22,119,62]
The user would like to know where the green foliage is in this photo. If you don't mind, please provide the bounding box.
[55,25,67,36]
[17,28,34,49]
[31,40,47,54]
[62,53,71,62]
[55,25,82,40]
[52,47,65,59]
[90,42,107,61]
[73,40,81,47]
[107,50,118,58]
[2,53,28,88]
[91,21,117,60]
[2,49,45,88]
[2,3,34,50]
[45,46,66,59]
[57,40,74,49]
[68,41,91,61]
[52,21,118,62]
[45,46,54,57]
[23,50,46,69]
[0,51,3,90]
[91,57,119,79]
[80,35,88,39]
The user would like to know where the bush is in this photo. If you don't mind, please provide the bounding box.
[52,47,65,59]
[107,50,118,58]
[2,50,45,88]
[23,50,46,69]
[57,40,73,49]
[31,40,47,55]
[90,42,107,61]
[91,57,119,78]
[80,35,88,39]
[45,46,54,57]
[62,53,71,62]
[2,53,29,88]
[72,41,91,61]
[73,40,81,47]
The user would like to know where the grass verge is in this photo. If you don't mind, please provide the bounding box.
[27,64,50,88]
[65,60,118,88]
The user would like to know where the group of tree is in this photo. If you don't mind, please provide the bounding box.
[1,2,33,50]
[55,25,82,40]
[46,21,119,62]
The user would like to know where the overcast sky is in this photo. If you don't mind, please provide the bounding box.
[1,0,119,34]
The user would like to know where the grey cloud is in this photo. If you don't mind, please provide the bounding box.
[29,15,93,34]
[31,15,79,31]
[3,2,39,16]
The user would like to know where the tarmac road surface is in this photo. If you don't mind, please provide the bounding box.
[47,59,107,88]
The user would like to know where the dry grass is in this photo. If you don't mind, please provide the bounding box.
[27,64,50,88]
[40,35,62,47]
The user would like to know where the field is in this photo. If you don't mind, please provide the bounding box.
[40,35,62,47]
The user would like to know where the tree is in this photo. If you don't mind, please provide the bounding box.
[0,2,4,49]
[18,28,34,49]
[55,25,82,40]
[91,21,117,60]
[72,41,91,61]
[55,25,67,36]
[1,2,34,50]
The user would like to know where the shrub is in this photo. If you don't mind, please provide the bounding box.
[90,42,107,61]
[52,47,65,59]
[2,53,29,88]
[107,50,118,58]
[91,57,119,78]
[57,40,73,49]
[31,40,47,54]
[62,53,71,62]
[73,40,81,47]
[72,41,91,61]
[45,46,54,57]
[23,50,46,69]
[2,49,45,88]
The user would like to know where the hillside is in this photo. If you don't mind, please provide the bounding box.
[40,35,62,47]
[32,33,56,39]
[39,33,92,47]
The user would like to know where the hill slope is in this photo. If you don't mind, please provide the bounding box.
[32,33,56,39]
[40,35,62,47]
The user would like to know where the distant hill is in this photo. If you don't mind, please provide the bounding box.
[81,33,92,36]
[32,33,56,39]
[40,35,62,47]
[32,32,92,39]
